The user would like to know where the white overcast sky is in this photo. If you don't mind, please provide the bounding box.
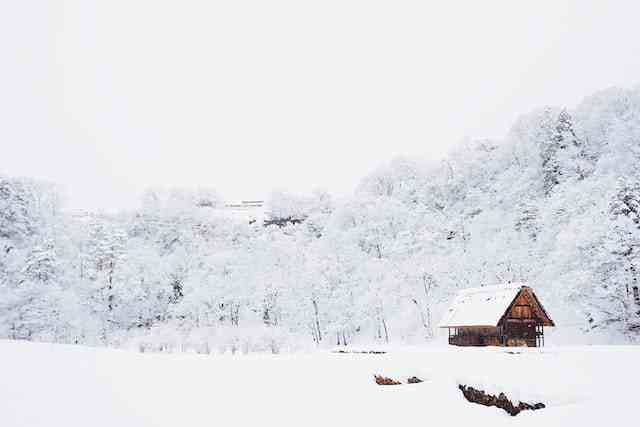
[2,1,640,211]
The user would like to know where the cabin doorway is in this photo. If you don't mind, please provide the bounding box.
[503,321,538,347]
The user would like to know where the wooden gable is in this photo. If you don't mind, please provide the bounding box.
[499,287,554,327]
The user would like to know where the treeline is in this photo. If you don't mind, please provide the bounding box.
[2,86,640,352]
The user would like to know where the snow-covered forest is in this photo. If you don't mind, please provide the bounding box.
[2,86,640,352]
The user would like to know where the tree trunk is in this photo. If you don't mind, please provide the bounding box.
[381,317,389,343]
[231,304,240,327]
[312,299,322,342]
[412,298,428,329]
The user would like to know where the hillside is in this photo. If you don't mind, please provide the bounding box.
[2,86,640,350]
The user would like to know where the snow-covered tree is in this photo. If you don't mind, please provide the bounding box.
[4,85,640,349]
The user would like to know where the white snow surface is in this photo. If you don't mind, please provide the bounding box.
[439,283,525,327]
[1,340,636,427]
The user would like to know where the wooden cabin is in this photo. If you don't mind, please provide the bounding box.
[439,283,554,347]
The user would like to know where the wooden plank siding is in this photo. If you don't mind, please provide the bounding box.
[499,287,554,327]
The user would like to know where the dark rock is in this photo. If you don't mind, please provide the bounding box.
[458,384,546,416]
[407,376,423,384]
[374,375,401,385]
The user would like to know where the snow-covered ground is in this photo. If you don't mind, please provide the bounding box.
[1,340,637,427]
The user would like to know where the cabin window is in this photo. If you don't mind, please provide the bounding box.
[633,286,639,303]
[512,305,532,318]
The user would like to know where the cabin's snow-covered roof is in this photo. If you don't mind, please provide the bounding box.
[439,283,525,328]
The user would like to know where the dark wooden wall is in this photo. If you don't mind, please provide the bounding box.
[448,326,501,346]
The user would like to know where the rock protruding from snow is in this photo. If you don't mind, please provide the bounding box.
[458,384,546,416]
[374,375,402,385]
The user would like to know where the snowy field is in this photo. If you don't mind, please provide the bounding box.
[1,340,637,427]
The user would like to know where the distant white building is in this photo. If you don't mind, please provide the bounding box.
[216,200,267,223]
